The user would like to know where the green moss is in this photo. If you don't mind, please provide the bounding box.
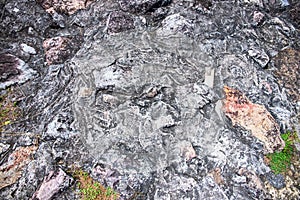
[73,169,119,200]
[267,131,298,174]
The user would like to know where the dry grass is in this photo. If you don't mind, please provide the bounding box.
[0,89,20,131]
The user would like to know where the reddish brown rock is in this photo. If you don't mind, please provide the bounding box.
[0,145,37,190]
[223,86,285,154]
[43,36,82,65]
[38,0,94,15]
[107,11,135,34]
[31,168,73,200]
[272,48,300,103]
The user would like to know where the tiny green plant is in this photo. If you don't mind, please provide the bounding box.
[73,169,119,200]
[266,131,298,174]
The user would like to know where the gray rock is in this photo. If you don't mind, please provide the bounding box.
[118,0,171,14]
[266,172,286,189]
[0,54,36,89]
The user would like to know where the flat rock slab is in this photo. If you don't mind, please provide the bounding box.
[223,86,285,154]
[31,168,73,200]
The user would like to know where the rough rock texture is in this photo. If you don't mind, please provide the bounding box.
[0,145,37,190]
[31,168,73,200]
[38,0,94,15]
[0,0,299,199]
[272,48,300,104]
[0,54,36,89]
[43,36,82,65]
[223,86,285,154]
[107,11,135,34]
[118,0,171,14]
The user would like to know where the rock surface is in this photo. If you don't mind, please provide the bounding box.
[118,0,171,14]
[38,0,94,15]
[0,54,36,89]
[0,145,37,190]
[0,0,299,199]
[43,36,82,65]
[223,86,285,154]
[272,48,300,104]
[31,168,73,200]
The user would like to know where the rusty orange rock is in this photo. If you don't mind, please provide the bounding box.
[223,86,285,154]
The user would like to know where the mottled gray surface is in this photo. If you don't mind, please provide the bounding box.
[0,0,299,199]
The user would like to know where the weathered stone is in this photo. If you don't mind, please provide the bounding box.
[118,0,171,14]
[38,0,94,15]
[43,36,82,65]
[156,13,193,36]
[0,143,10,155]
[107,11,135,34]
[0,54,36,89]
[248,47,270,68]
[272,48,300,104]
[198,176,229,200]
[31,168,73,200]
[266,172,285,189]
[195,0,213,10]
[0,145,37,190]
[223,86,285,154]
[288,2,300,29]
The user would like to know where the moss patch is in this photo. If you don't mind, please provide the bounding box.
[73,169,119,200]
[266,131,299,174]
[0,89,20,131]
